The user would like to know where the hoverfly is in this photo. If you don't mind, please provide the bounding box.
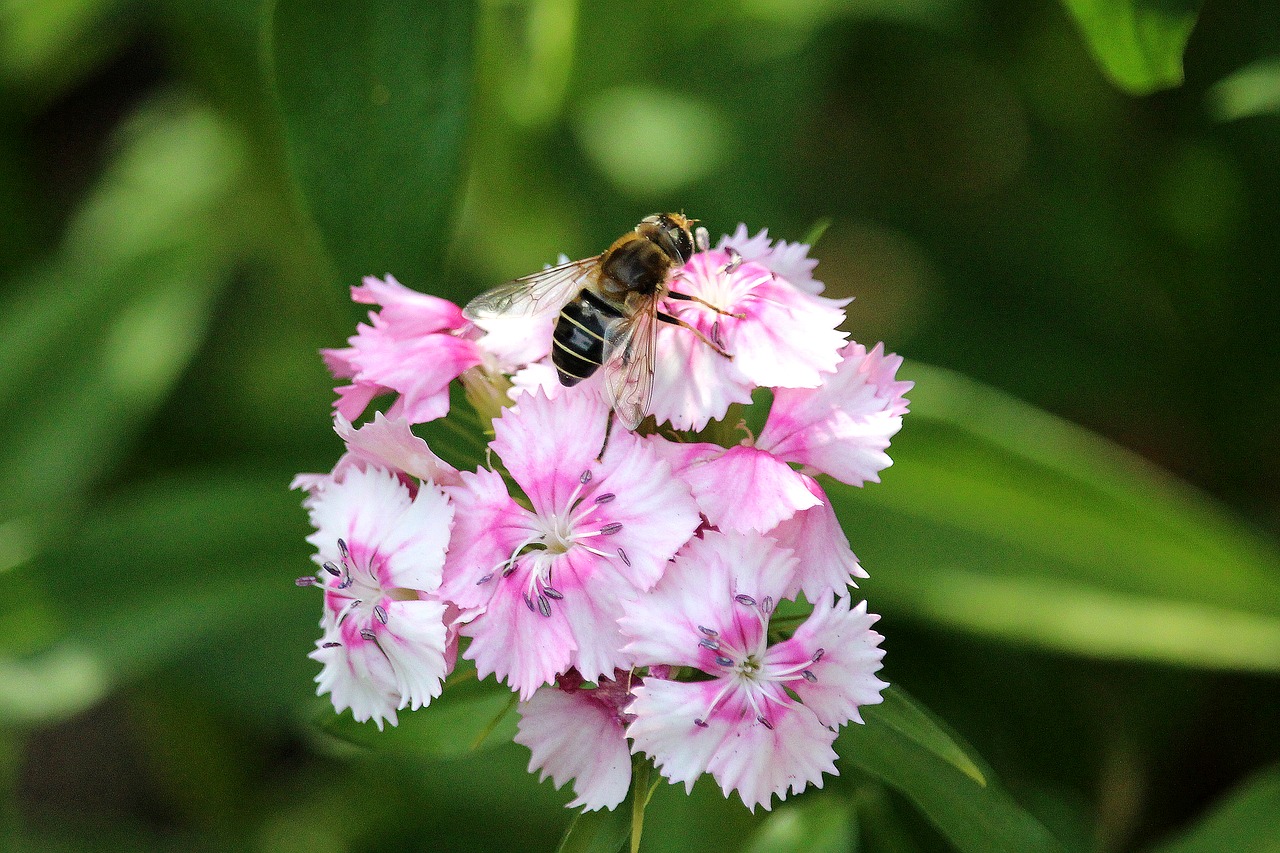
[463,213,736,430]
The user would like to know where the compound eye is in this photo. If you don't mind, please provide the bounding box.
[669,226,694,262]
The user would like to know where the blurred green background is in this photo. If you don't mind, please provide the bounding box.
[2,0,1279,851]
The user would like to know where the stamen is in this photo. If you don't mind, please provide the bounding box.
[756,715,774,730]
[599,522,623,535]
[373,604,388,624]
[722,246,743,274]
[694,718,709,728]
[359,628,376,641]
[617,547,631,567]
[523,593,537,613]
[502,563,518,578]
[543,587,564,600]
[812,648,825,662]
[594,493,616,504]
[580,469,593,485]
[735,418,756,445]
[714,655,734,667]
[802,670,817,683]
[295,576,318,587]
[735,594,757,607]
[322,641,341,648]
[699,638,721,651]
[476,573,494,585]
[761,596,774,614]
[322,562,341,577]
[537,595,552,618]
[698,626,719,638]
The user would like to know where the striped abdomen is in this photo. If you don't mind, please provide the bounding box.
[552,289,625,386]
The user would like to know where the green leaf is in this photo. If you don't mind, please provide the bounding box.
[270,0,477,294]
[831,362,1280,672]
[1057,0,1201,95]
[0,97,244,519]
[840,688,1064,853]
[314,668,519,759]
[0,471,311,724]
[1208,56,1280,122]
[558,801,631,853]
[742,794,857,853]
[1143,764,1280,853]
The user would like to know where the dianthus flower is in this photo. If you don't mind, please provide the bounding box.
[621,531,888,811]
[323,274,483,425]
[438,390,700,698]
[296,218,910,823]
[300,466,454,729]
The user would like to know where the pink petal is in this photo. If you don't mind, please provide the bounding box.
[332,412,459,486]
[701,694,838,812]
[310,628,400,730]
[770,598,887,728]
[757,342,912,486]
[621,532,798,670]
[377,597,450,710]
[515,684,633,811]
[304,466,451,593]
[352,275,467,335]
[767,476,867,601]
[626,678,735,792]
[439,468,538,610]
[491,389,609,517]
[459,558,578,700]
[716,224,826,296]
[593,431,701,591]
[652,441,820,534]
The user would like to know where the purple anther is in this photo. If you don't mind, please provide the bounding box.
[359,628,376,641]
[537,595,552,618]
[543,587,564,600]
[594,493,616,504]
[734,594,757,607]
[373,604,388,624]
[617,547,631,567]
[802,670,817,683]
[599,523,623,535]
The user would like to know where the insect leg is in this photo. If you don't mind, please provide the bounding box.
[656,310,732,358]
[665,290,747,320]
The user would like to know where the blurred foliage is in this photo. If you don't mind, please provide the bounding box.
[1,0,1278,851]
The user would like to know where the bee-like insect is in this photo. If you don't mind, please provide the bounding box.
[463,213,736,429]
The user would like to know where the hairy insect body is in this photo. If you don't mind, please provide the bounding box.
[463,213,730,429]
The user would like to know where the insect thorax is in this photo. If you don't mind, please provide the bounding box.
[598,236,673,300]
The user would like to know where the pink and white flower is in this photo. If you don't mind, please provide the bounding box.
[756,342,912,487]
[323,275,483,425]
[649,251,848,431]
[514,670,635,811]
[302,466,454,729]
[439,390,700,699]
[621,531,887,811]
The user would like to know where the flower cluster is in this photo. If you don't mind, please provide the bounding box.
[294,223,910,811]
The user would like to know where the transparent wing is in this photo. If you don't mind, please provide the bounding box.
[463,255,601,320]
[602,296,659,430]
